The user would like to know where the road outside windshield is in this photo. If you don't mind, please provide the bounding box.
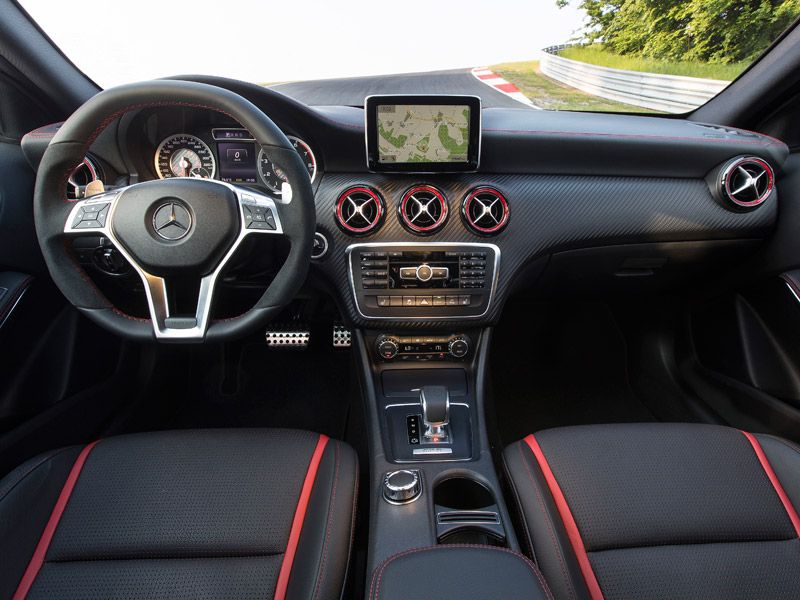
[20,0,800,113]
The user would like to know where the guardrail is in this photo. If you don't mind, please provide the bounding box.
[540,48,729,113]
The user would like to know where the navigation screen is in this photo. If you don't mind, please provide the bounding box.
[377,104,470,164]
[366,95,481,172]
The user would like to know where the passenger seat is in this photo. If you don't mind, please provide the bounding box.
[503,423,800,599]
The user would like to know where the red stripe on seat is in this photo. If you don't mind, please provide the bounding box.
[741,431,800,537]
[274,434,329,600]
[13,441,99,600]
[523,434,604,600]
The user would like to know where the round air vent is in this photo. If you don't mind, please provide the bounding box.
[461,187,510,235]
[67,157,101,200]
[718,156,774,210]
[399,185,448,235]
[335,186,385,235]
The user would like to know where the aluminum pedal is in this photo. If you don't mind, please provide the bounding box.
[332,324,352,349]
[265,326,310,349]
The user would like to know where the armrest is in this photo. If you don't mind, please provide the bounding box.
[0,272,33,329]
[368,545,553,600]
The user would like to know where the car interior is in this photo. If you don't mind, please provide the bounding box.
[5,1,800,598]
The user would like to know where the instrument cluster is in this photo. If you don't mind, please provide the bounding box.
[152,127,317,197]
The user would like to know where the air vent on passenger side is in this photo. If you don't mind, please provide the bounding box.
[461,187,510,235]
[716,156,774,210]
[67,157,101,200]
[335,186,385,235]
[399,185,448,235]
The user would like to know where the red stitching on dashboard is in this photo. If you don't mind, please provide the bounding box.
[483,127,782,147]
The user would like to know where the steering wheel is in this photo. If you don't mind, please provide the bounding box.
[34,80,315,342]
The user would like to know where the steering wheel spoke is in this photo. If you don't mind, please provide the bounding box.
[64,182,286,341]
[63,190,122,235]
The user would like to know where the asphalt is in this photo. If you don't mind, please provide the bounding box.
[269,68,531,109]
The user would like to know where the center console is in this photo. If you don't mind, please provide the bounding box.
[347,243,500,320]
[355,325,521,592]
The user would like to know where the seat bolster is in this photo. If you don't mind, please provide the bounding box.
[0,446,84,600]
[285,438,359,600]
[755,434,800,526]
[503,440,590,600]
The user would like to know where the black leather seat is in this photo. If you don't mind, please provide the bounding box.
[0,429,358,600]
[503,423,800,600]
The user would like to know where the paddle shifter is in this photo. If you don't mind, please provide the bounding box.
[419,385,450,443]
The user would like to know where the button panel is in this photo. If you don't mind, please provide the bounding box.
[71,201,111,230]
[349,244,497,319]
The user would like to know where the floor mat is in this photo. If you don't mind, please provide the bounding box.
[115,325,355,441]
[490,301,655,445]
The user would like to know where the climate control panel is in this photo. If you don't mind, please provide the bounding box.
[376,334,471,361]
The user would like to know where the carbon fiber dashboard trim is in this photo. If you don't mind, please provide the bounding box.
[311,172,777,329]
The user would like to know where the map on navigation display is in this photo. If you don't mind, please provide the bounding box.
[377,104,470,163]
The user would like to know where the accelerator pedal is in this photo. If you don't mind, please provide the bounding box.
[333,324,352,349]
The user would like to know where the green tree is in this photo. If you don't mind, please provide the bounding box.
[559,0,800,63]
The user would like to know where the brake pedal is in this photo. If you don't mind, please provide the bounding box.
[333,324,352,349]
[265,325,310,350]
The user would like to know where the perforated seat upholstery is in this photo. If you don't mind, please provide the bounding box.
[0,429,358,600]
[504,423,800,600]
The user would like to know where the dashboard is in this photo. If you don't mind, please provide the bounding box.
[21,76,790,331]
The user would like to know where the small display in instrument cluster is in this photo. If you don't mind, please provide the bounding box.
[217,141,257,184]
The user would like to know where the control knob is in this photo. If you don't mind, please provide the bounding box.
[448,337,470,359]
[383,469,422,504]
[376,335,399,360]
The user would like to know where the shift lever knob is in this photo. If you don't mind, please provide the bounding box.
[419,385,450,442]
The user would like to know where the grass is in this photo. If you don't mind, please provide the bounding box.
[559,45,747,81]
[491,60,655,113]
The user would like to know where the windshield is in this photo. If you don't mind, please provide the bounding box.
[19,0,800,114]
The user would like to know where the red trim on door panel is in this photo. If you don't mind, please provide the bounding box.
[274,434,330,600]
[12,441,100,600]
[741,431,800,537]
[523,434,605,600]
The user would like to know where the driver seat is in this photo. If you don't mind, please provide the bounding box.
[0,429,358,600]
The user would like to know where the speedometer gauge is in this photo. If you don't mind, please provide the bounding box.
[258,136,317,194]
[155,134,216,179]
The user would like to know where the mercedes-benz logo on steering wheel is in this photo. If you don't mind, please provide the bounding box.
[152,201,192,241]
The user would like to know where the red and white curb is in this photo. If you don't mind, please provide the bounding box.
[470,67,540,109]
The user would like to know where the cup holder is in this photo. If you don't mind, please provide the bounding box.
[434,477,495,510]
[434,477,505,546]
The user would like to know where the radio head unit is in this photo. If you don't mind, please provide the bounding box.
[347,243,499,320]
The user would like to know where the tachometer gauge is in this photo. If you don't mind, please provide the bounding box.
[155,134,216,179]
[258,136,317,194]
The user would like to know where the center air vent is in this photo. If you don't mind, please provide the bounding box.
[399,185,448,235]
[335,186,385,235]
[718,156,774,210]
[67,157,101,200]
[461,187,510,235]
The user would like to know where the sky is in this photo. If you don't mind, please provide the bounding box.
[20,0,587,87]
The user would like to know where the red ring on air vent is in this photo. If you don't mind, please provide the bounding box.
[335,186,385,235]
[721,156,774,209]
[462,187,510,235]
[399,185,448,234]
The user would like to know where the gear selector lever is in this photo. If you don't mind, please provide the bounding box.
[419,385,450,443]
